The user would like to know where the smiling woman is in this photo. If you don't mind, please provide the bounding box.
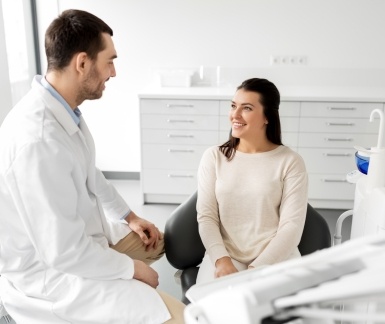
[196,78,309,284]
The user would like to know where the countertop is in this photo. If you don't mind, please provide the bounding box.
[138,85,385,102]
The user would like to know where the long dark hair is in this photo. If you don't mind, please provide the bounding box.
[45,9,113,72]
[219,78,282,161]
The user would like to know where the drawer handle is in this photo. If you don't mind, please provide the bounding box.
[322,179,348,183]
[324,138,353,142]
[168,174,194,178]
[167,134,194,138]
[167,119,194,123]
[166,104,194,108]
[168,149,195,153]
[323,153,352,157]
[328,107,356,111]
[326,122,355,126]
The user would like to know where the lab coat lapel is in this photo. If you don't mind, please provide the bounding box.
[78,116,96,193]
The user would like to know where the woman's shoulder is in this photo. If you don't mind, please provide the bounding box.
[277,146,307,171]
[203,145,222,155]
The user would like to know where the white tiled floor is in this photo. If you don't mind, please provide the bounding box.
[109,179,183,301]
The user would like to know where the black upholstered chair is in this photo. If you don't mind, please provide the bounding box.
[164,191,332,304]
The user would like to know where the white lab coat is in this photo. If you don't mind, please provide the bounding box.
[0,76,170,323]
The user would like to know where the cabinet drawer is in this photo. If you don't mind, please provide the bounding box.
[220,116,299,132]
[282,132,299,148]
[219,100,300,117]
[142,143,207,169]
[308,174,355,200]
[298,148,356,174]
[301,102,383,118]
[280,102,301,117]
[141,99,219,115]
[142,169,197,195]
[141,114,219,131]
[141,129,219,145]
[298,133,379,149]
[299,117,379,133]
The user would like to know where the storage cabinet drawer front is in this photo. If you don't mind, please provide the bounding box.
[301,102,383,118]
[220,116,299,132]
[282,132,299,148]
[219,100,300,117]
[141,129,219,145]
[141,115,219,130]
[298,133,379,148]
[298,148,356,174]
[308,174,355,200]
[280,102,301,117]
[299,117,379,133]
[142,144,207,169]
[141,99,219,115]
[142,169,197,195]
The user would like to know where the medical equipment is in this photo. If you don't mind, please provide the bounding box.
[334,109,385,243]
[351,108,385,239]
[184,235,385,324]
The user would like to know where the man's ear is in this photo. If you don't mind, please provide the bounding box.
[75,52,88,74]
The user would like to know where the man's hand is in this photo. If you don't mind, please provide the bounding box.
[125,211,163,251]
[133,260,159,288]
[214,256,238,278]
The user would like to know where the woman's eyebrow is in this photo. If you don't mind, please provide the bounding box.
[232,101,255,107]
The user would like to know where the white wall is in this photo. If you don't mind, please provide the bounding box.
[0,1,13,125]
[34,0,385,172]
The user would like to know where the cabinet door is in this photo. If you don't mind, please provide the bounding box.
[141,169,197,195]
[298,133,378,149]
[301,102,383,118]
[307,174,355,200]
[141,114,219,131]
[298,147,356,174]
[141,99,219,115]
[299,117,379,133]
[141,129,219,145]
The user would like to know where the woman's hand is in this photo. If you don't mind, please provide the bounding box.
[214,256,238,278]
[125,211,163,251]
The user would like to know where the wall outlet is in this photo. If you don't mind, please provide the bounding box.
[270,55,308,66]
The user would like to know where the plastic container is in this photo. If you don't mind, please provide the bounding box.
[355,151,370,174]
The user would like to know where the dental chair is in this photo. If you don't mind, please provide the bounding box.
[164,191,332,304]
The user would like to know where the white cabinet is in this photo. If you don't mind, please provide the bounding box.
[140,99,220,203]
[139,92,384,208]
[298,101,384,209]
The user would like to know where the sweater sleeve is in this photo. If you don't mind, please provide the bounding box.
[197,147,230,265]
[249,153,308,268]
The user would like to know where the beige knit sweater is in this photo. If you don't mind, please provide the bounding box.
[197,145,308,269]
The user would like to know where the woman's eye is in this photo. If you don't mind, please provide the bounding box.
[244,106,252,111]
[230,104,236,110]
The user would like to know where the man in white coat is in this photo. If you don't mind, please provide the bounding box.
[0,9,185,324]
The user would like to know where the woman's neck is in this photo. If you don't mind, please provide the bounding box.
[237,139,279,153]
